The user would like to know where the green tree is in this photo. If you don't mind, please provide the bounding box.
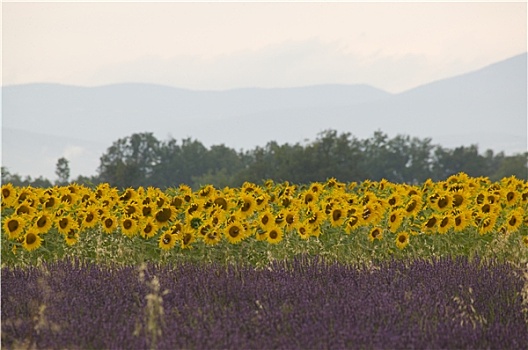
[55,157,70,185]
[98,133,161,188]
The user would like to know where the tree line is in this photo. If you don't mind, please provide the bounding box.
[2,130,527,189]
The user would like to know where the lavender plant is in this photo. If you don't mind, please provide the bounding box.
[2,256,526,349]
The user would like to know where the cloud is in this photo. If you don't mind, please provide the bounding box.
[63,145,86,159]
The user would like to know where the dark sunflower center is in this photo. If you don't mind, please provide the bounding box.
[156,208,172,223]
[332,210,342,222]
[348,216,359,226]
[425,217,437,228]
[241,201,251,212]
[183,233,192,245]
[398,235,406,243]
[229,226,240,238]
[123,220,133,230]
[269,230,278,239]
[7,220,19,232]
[213,198,227,210]
[26,233,37,245]
[2,188,11,198]
[453,194,464,207]
[17,206,30,215]
[59,218,69,229]
[45,197,56,208]
[104,218,114,228]
[162,234,171,244]
[437,197,448,209]
[37,216,48,228]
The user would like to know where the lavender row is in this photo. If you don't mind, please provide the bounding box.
[2,256,527,349]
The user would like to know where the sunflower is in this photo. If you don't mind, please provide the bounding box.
[302,189,319,205]
[523,236,528,248]
[368,227,383,242]
[120,216,139,237]
[504,209,523,233]
[344,215,361,234]
[64,228,79,246]
[56,215,76,235]
[282,209,298,229]
[225,221,245,244]
[141,202,156,218]
[238,193,256,217]
[476,214,497,235]
[33,213,53,234]
[140,217,159,239]
[80,208,100,229]
[404,195,423,216]
[296,223,311,240]
[123,202,141,217]
[451,191,468,209]
[306,207,323,228]
[16,189,38,207]
[154,206,176,227]
[386,192,403,208]
[388,209,405,233]
[267,226,283,244]
[430,191,452,212]
[22,229,42,252]
[422,214,440,233]
[119,187,139,202]
[159,232,177,250]
[501,187,520,207]
[395,231,410,250]
[42,193,60,212]
[330,207,346,227]
[1,183,18,208]
[167,220,184,236]
[437,215,453,234]
[254,193,269,210]
[3,216,26,239]
[101,214,119,234]
[204,229,222,245]
[212,195,229,211]
[452,210,471,232]
[362,203,381,225]
[257,210,275,230]
[180,229,195,249]
[15,202,36,216]
[255,227,269,241]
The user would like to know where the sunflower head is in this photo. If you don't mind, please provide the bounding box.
[159,232,177,251]
[22,229,42,252]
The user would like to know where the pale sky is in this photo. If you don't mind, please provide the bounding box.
[2,1,527,93]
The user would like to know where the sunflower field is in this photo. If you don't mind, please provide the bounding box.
[2,173,528,349]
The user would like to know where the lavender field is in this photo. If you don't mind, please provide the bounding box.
[2,256,527,349]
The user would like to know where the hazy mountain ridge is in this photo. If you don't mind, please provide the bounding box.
[2,53,526,180]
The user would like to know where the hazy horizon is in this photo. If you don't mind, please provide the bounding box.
[3,2,526,93]
[2,1,527,181]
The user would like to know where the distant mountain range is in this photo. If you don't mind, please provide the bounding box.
[2,53,527,181]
